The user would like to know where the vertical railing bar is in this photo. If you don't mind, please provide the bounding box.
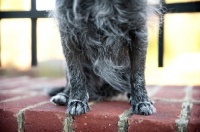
[31,18,37,66]
[158,14,164,67]
[31,0,37,66]
[158,0,165,67]
[0,18,1,67]
[31,0,37,11]
[0,0,1,67]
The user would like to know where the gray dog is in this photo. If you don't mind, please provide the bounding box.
[49,0,161,116]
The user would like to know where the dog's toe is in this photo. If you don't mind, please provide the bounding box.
[67,100,90,115]
[50,93,68,105]
[132,101,156,115]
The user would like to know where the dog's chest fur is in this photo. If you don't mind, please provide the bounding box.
[55,0,148,51]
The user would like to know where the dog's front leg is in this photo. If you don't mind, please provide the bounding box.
[65,53,90,115]
[128,27,156,115]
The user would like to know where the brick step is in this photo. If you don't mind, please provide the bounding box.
[0,77,199,132]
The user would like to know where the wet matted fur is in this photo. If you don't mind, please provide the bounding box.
[49,0,161,115]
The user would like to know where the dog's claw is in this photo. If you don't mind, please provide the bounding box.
[67,100,90,115]
[132,101,156,115]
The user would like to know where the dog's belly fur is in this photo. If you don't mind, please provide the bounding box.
[50,0,161,115]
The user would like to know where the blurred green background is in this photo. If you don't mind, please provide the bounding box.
[0,0,200,85]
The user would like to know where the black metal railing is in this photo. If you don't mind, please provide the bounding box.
[0,0,47,66]
[0,0,200,67]
[158,1,200,67]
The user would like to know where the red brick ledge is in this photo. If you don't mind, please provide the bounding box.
[0,77,200,132]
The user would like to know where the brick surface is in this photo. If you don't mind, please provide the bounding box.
[0,78,64,90]
[0,95,50,132]
[153,86,186,99]
[72,101,131,132]
[1,77,200,132]
[47,78,66,86]
[0,76,30,85]
[0,108,19,132]
[146,85,157,92]
[24,103,66,132]
[0,79,31,90]
[192,86,200,100]
[0,76,31,88]
[0,95,49,109]
[128,101,182,132]
[146,85,160,97]
[0,81,31,90]
[0,93,26,101]
[146,85,157,89]
[188,104,200,132]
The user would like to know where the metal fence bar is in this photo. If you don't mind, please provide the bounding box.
[158,1,200,67]
[158,0,166,67]
[166,2,200,13]
[0,11,47,18]
[158,13,164,67]
[31,18,37,66]
[0,0,47,66]
[0,19,1,67]
[31,0,37,66]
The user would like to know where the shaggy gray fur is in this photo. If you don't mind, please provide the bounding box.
[49,0,161,115]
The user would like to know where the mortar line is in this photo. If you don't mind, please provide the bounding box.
[152,97,185,103]
[0,93,42,103]
[176,86,193,132]
[184,85,193,101]
[0,83,66,94]
[118,108,132,132]
[0,76,30,85]
[0,77,48,87]
[148,85,163,97]
[192,100,200,104]
[0,84,52,93]
[0,89,30,94]
[63,101,98,132]
[16,101,49,132]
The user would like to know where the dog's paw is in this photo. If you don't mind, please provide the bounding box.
[132,101,156,115]
[67,100,90,115]
[50,93,68,105]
